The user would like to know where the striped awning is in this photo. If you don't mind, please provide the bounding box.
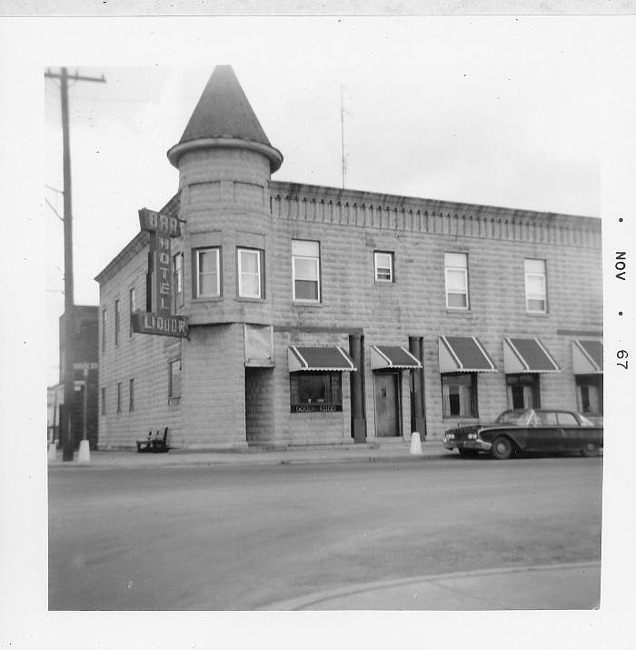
[503,337,560,373]
[371,346,422,370]
[288,346,356,372]
[439,336,497,373]
[572,340,603,374]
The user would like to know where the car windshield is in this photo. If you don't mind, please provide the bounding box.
[495,410,534,425]
[578,415,595,426]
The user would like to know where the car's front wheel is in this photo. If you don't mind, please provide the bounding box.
[491,436,513,460]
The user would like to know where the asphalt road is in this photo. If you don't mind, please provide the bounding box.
[48,456,603,610]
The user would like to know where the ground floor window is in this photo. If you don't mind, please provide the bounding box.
[506,374,540,410]
[575,374,603,415]
[290,372,342,412]
[442,373,477,418]
[169,359,182,401]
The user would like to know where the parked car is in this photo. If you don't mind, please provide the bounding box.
[443,409,603,460]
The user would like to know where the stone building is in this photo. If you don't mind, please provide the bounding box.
[95,65,602,450]
[49,305,99,449]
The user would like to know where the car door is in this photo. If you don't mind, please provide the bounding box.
[526,411,565,452]
[556,411,584,451]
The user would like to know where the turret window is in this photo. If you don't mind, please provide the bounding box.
[194,248,221,298]
[238,248,263,299]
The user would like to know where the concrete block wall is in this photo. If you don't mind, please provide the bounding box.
[97,176,601,449]
[98,242,184,449]
[268,183,602,441]
[176,148,275,328]
[182,323,247,449]
[252,329,354,446]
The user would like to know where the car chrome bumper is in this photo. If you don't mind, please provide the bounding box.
[444,439,492,452]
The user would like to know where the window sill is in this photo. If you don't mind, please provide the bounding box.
[525,311,549,317]
[192,296,223,303]
[293,301,322,308]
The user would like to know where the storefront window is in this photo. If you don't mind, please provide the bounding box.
[442,373,477,417]
[290,372,342,412]
[575,375,603,415]
[169,359,182,401]
[506,373,540,410]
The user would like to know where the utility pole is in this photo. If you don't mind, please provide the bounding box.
[45,68,106,461]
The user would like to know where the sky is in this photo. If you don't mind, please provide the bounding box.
[41,17,617,385]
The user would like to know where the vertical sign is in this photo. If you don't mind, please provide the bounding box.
[132,208,189,338]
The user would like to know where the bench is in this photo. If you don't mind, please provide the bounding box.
[136,427,169,453]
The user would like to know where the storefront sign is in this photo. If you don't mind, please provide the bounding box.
[131,310,188,338]
[132,208,188,339]
[291,404,341,413]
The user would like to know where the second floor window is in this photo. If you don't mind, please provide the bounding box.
[195,248,220,298]
[445,252,469,309]
[374,251,394,282]
[101,309,107,351]
[525,259,547,313]
[129,288,136,336]
[173,252,184,309]
[238,248,263,299]
[129,378,134,412]
[292,239,320,302]
[114,299,120,345]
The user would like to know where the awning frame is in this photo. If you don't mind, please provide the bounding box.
[288,346,357,372]
[572,340,603,374]
[503,337,560,373]
[371,345,422,370]
[438,336,497,373]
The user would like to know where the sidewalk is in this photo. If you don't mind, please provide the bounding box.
[263,562,601,610]
[47,439,451,469]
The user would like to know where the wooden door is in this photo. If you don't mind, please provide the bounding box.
[374,373,400,437]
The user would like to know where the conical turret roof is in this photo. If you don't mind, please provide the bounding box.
[168,65,282,172]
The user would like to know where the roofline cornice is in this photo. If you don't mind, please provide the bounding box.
[269,180,601,228]
[167,137,283,172]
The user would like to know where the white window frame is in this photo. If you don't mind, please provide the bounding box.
[445,253,469,310]
[524,259,547,313]
[292,240,321,303]
[238,248,262,299]
[374,251,394,282]
[195,247,221,298]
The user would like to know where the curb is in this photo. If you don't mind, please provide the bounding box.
[47,450,453,470]
[261,561,600,611]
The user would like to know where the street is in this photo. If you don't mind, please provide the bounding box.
[48,456,602,610]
